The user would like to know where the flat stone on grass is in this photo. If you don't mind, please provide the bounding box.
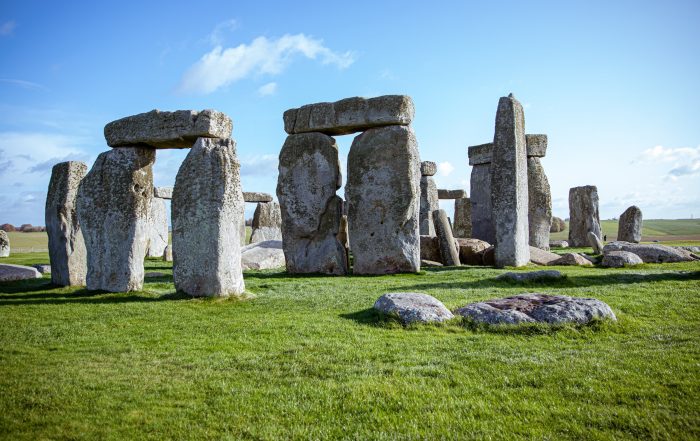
[602,251,643,268]
[374,292,454,324]
[0,264,42,282]
[496,270,564,283]
[241,240,286,270]
[455,293,616,325]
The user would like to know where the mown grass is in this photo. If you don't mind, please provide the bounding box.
[1,252,699,440]
[549,219,700,241]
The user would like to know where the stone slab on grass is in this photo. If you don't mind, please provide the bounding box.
[0,263,42,282]
[496,270,564,283]
[374,292,453,324]
[241,240,286,270]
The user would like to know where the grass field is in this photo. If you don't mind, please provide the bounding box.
[548,219,700,242]
[1,251,699,439]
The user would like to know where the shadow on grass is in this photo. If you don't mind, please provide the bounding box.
[339,308,383,326]
[0,286,190,306]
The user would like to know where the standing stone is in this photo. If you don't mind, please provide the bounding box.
[163,244,173,262]
[568,185,601,247]
[146,197,169,257]
[250,201,283,244]
[490,94,530,267]
[433,209,460,266]
[588,231,604,254]
[346,125,421,274]
[277,132,347,275]
[452,197,472,238]
[419,162,439,236]
[468,143,495,244]
[77,148,155,292]
[618,206,642,243]
[527,156,552,250]
[0,230,9,257]
[172,137,245,297]
[337,215,350,263]
[45,161,88,286]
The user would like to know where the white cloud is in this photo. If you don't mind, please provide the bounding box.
[0,78,46,91]
[257,82,277,97]
[0,21,16,36]
[178,33,356,94]
[636,145,700,181]
[437,161,454,177]
[239,154,278,176]
[208,19,238,46]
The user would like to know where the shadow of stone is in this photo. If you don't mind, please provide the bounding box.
[339,308,382,326]
[0,279,55,294]
[0,289,190,306]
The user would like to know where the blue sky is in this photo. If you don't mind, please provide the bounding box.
[1,0,699,225]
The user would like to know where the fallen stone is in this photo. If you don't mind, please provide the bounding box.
[455,293,616,325]
[528,155,552,250]
[145,272,167,278]
[250,201,282,244]
[243,192,273,203]
[452,197,471,238]
[153,186,173,199]
[677,246,700,253]
[0,263,42,282]
[374,292,454,324]
[172,137,245,297]
[603,241,697,263]
[419,175,439,236]
[420,235,442,262]
[420,161,437,176]
[241,240,286,270]
[618,206,642,243]
[347,125,421,274]
[433,209,460,266]
[437,189,467,199]
[548,253,593,266]
[77,147,155,292]
[277,132,347,275]
[550,240,569,248]
[568,185,601,247]
[105,109,232,149]
[284,95,414,136]
[0,230,9,257]
[529,246,562,265]
[480,246,496,266]
[146,197,169,258]
[456,238,490,265]
[163,244,173,262]
[496,270,564,282]
[32,264,51,274]
[491,94,529,267]
[601,251,643,268]
[588,231,604,254]
[421,260,443,267]
[45,161,87,286]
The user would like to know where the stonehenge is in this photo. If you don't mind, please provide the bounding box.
[45,161,88,286]
[618,206,642,243]
[433,209,460,266]
[419,161,439,236]
[146,195,168,258]
[250,201,283,244]
[468,143,495,244]
[436,189,471,239]
[0,230,9,257]
[568,185,601,247]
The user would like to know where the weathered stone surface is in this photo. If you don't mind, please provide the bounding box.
[163,244,173,262]
[145,272,167,278]
[550,240,569,248]
[32,264,52,274]
[602,251,643,268]
[277,133,347,275]
[470,163,494,243]
[347,125,421,274]
[374,292,454,324]
[105,109,232,149]
[421,259,443,267]
[240,240,285,270]
[437,189,467,199]
[0,263,42,282]
[529,246,562,265]
[548,253,593,266]
[588,231,604,254]
[77,148,154,292]
[497,270,563,282]
[528,157,551,250]
[618,206,642,243]
[467,142,494,166]
[420,235,441,262]
[250,202,282,244]
[419,175,439,236]
[568,185,601,247]
[146,197,169,258]
[455,293,616,325]
[45,161,88,286]
[525,134,547,157]
[452,198,472,238]
[153,186,173,199]
[550,216,566,233]
[481,246,496,266]
[337,215,350,262]
[491,94,529,267]
[172,137,245,297]
[420,161,437,176]
[284,95,414,136]
[0,230,10,257]
[456,238,489,265]
[603,241,697,263]
[433,209,460,266]
[243,192,273,203]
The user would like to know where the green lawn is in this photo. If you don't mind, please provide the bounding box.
[549,218,700,241]
[1,253,699,439]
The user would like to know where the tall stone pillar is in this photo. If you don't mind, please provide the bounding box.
[526,134,552,250]
[146,196,169,257]
[618,205,642,243]
[568,185,601,247]
[250,201,283,243]
[419,161,439,236]
[468,143,495,244]
[452,197,472,238]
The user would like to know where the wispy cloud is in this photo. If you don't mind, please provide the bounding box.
[0,20,16,36]
[0,79,47,91]
[239,154,278,176]
[257,82,277,97]
[438,161,455,177]
[178,33,356,94]
[635,145,700,181]
[27,153,91,175]
[208,19,238,46]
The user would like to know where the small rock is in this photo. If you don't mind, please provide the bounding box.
[0,263,42,282]
[496,270,564,282]
[548,253,593,266]
[603,241,697,263]
[455,293,616,325]
[601,251,643,268]
[529,246,561,265]
[0,230,10,257]
[374,292,454,324]
[549,240,569,248]
[456,238,490,265]
[32,264,51,274]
